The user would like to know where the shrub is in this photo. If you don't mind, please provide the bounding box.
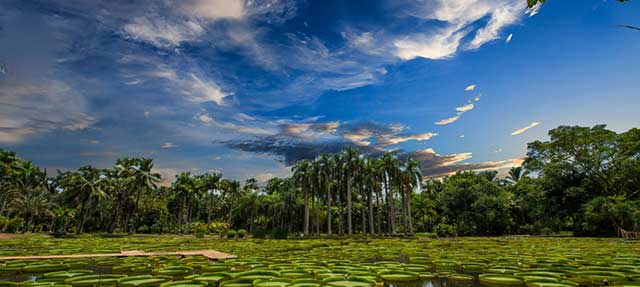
[271,227,289,239]
[237,229,247,239]
[434,223,457,238]
[227,229,237,239]
[4,217,25,233]
[208,221,229,236]
[137,225,150,234]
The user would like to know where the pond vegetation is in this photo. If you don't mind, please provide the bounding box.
[1,236,639,287]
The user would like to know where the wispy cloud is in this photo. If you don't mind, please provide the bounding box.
[378,132,438,147]
[123,17,205,48]
[195,113,214,124]
[161,142,178,149]
[435,101,477,126]
[511,122,540,135]
[506,33,513,43]
[465,84,476,91]
[435,115,462,126]
[456,103,475,113]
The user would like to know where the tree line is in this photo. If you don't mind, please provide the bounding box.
[0,125,638,237]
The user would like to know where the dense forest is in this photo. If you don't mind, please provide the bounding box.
[0,125,638,238]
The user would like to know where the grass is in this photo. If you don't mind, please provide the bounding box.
[0,235,639,287]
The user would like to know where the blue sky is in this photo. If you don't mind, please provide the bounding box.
[1,0,639,184]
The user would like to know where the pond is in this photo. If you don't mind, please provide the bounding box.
[1,236,638,287]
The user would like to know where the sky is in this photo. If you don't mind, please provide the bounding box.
[1,0,639,185]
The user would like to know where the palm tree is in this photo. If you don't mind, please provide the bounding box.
[381,152,401,234]
[507,166,529,184]
[292,160,311,235]
[318,154,335,235]
[341,147,361,235]
[126,158,160,232]
[200,172,222,225]
[402,158,422,234]
[10,191,53,233]
[59,166,107,234]
[233,190,260,233]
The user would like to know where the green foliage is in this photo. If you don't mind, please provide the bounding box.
[3,217,25,233]
[582,196,640,235]
[438,172,514,235]
[433,223,456,237]
[237,229,247,238]
[525,125,640,235]
[271,227,289,239]
[227,229,237,239]
[0,124,638,238]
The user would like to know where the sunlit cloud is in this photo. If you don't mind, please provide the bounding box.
[456,103,475,113]
[465,84,476,91]
[435,115,461,125]
[511,122,540,135]
[506,33,513,43]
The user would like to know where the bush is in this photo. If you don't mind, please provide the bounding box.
[237,229,247,239]
[434,223,457,237]
[207,221,229,236]
[137,225,150,234]
[252,227,267,239]
[3,217,25,233]
[271,227,289,239]
[227,229,237,239]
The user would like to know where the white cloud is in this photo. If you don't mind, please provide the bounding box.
[456,103,475,113]
[378,132,438,146]
[211,155,222,160]
[393,27,467,60]
[181,0,245,20]
[459,134,465,138]
[435,115,461,125]
[181,74,230,105]
[123,17,205,48]
[161,142,178,149]
[465,84,476,91]
[195,113,214,124]
[468,4,522,49]
[506,33,513,43]
[234,113,256,122]
[343,129,373,147]
[511,121,540,135]
[397,0,526,59]
[0,81,95,144]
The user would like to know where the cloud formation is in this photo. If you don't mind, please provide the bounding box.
[511,122,540,135]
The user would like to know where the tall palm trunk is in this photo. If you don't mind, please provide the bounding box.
[304,188,309,235]
[376,191,382,235]
[361,199,366,234]
[407,188,414,234]
[337,191,343,235]
[347,176,353,235]
[400,185,408,234]
[368,189,375,236]
[327,182,332,235]
[386,173,397,235]
[128,188,143,233]
[207,194,212,225]
[77,199,87,235]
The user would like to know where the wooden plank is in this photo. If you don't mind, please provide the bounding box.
[0,250,236,261]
